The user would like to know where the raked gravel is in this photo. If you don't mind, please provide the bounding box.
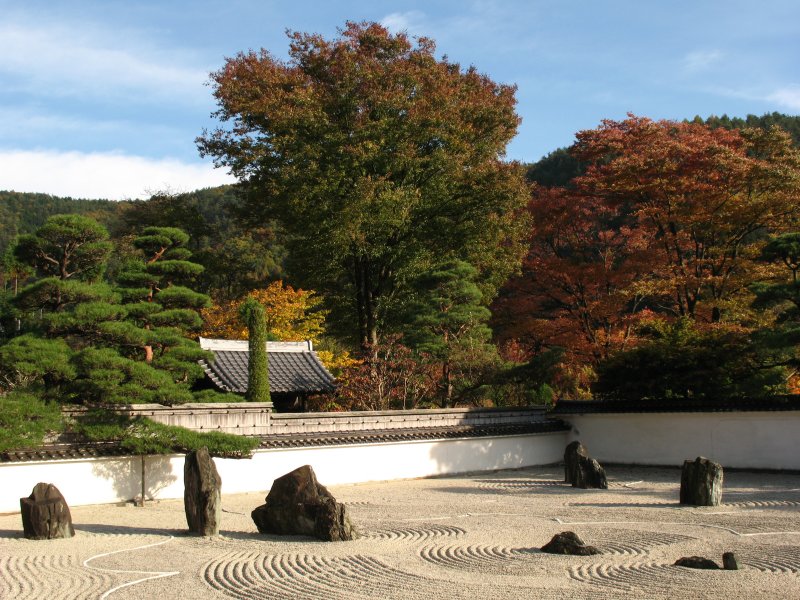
[1,465,799,599]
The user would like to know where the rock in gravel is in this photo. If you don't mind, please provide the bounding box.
[20,482,75,540]
[184,447,222,536]
[574,455,609,489]
[674,556,721,569]
[564,441,588,484]
[540,531,601,555]
[252,465,357,541]
[722,552,740,570]
[680,456,723,506]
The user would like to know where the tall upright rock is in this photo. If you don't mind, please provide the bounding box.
[184,447,222,536]
[564,441,588,483]
[680,456,723,506]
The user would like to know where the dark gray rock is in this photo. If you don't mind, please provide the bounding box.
[574,455,609,489]
[20,482,75,540]
[564,441,588,484]
[680,456,723,506]
[540,531,600,555]
[251,465,357,541]
[674,556,721,569]
[722,552,740,570]
[184,447,222,536]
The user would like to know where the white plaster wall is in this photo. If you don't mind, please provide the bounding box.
[562,412,800,470]
[0,431,567,513]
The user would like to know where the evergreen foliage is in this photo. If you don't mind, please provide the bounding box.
[0,392,63,452]
[0,215,253,456]
[198,22,530,349]
[0,190,119,260]
[405,260,499,406]
[75,411,257,457]
[525,147,585,187]
[692,112,800,147]
[240,297,270,402]
[592,319,787,400]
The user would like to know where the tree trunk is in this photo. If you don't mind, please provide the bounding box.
[353,254,368,350]
[443,361,452,408]
[140,455,146,507]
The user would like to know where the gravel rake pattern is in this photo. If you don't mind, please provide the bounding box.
[203,551,454,600]
[0,555,115,600]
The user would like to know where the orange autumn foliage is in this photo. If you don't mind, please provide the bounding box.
[495,116,800,395]
[201,281,326,342]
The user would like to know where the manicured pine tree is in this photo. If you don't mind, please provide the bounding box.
[1,215,257,455]
[115,227,211,397]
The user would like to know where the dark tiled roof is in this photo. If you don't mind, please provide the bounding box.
[1,443,130,463]
[0,421,570,462]
[198,338,335,394]
[258,421,570,449]
[550,396,800,415]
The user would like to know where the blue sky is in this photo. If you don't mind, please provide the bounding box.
[1,0,798,199]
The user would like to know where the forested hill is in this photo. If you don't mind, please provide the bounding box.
[0,191,121,256]
[0,185,249,257]
[527,111,800,187]
[1,185,285,299]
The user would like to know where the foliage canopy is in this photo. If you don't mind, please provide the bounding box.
[198,21,530,348]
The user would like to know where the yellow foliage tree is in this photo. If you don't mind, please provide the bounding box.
[201,281,326,341]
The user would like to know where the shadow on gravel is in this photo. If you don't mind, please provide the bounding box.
[0,528,23,539]
[75,523,182,536]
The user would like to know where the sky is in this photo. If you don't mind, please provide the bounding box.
[1,0,798,200]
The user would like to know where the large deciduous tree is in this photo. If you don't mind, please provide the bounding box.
[572,116,800,322]
[496,116,800,396]
[197,21,530,349]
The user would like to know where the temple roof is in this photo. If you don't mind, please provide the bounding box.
[198,337,336,394]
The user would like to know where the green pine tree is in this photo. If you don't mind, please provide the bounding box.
[0,215,257,455]
[405,260,499,407]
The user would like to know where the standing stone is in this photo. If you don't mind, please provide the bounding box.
[574,455,609,489]
[540,531,601,555]
[20,483,75,540]
[184,447,222,536]
[680,456,723,506]
[251,465,357,541]
[564,441,588,484]
[722,552,740,570]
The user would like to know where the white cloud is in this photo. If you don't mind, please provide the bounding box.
[683,50,723,72]
[0,150,235,200]
[380,11,428,34]
[0,20,209,103]
[767,86,800,111]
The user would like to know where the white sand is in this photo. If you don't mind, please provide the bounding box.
[1,465,799,599]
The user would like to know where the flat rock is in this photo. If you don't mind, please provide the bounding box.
[540,531,600,555]
[680,456,723,506]
[20,482,74,540]
[184,447,222,536]
[675,556,721,569]
[251,465,357,541]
